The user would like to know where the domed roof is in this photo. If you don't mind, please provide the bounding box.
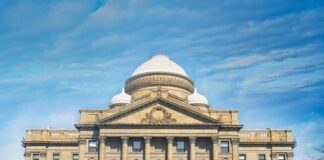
[188,88,208,105]
[131,54,188,77]
[110,88,131,105]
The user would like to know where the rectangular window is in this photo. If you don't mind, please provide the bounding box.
[132,140,142,152]
[239,154,246,160]
[278,154,286,160]
[88,140,98,152]
[32,153,40,160]
[176,140,185,152]
[53,153,60,160]
[259,154,266,160]
[72,154,79,160]
[220,141,230,153]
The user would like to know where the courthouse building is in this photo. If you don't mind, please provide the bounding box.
[22,55,295,160]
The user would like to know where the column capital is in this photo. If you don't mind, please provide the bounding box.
[121,136,129,143]
[189,136,197,143]
[231,138,240,145]
[211,136,219,143]
[167,136,174,143]
[79,139,87,145]
[99,136,106,142]
[144,136,151,143]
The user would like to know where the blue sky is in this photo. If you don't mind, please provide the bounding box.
[0,0,324,159]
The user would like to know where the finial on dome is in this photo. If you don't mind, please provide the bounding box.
[151,54,170,59]
[110,88,131,105]
[188,88,208,105]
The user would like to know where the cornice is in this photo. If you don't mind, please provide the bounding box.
[74,124,97,130]
[239,141,296,147]
[219,124,243,131]
[22,140,79,147]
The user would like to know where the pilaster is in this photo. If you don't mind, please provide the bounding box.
[212,136,219,160]
[24,152,31,160]
[144,136,151,160]
[121,136,129,160]
[189,136,196,160]
[99,136,106,160]
[167,136,174,160]
[40,152,47,160]
[231,138,240,160]
[287,152,294,160]
[79,139,86,160]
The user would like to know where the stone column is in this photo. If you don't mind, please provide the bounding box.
[99,137,106,160]
[144,137,151,160]
[121,137,129,160]
[189,137,196,160]
[211,136,219,160]
[167,137,174,160]
[231,138,240,160]
[79,139,86,160]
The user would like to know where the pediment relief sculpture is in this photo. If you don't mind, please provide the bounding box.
[141,105,176,123]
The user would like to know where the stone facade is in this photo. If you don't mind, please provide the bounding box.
[22,57,295,160]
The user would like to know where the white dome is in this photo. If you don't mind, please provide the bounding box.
[132,54,188,77]
[188,88,208,105]
[111,88,131,105]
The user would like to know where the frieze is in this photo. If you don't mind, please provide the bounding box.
[125,73,194,94]
[141,106,176,123]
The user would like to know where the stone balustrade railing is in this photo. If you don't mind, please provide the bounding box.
[25,129,79,141]
[239,129,293,143]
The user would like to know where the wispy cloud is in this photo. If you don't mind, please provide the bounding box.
[201,44,321,73]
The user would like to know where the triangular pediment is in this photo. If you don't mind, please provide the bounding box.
[99,97,219,125]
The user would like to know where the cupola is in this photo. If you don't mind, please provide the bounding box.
[110,88,131,108]
[125,54,194,101]
[188,88,209,106]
